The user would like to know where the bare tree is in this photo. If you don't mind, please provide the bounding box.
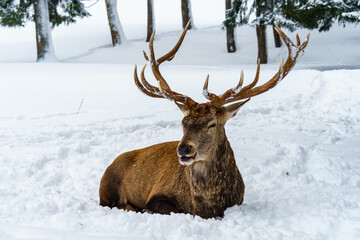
[225,0,236,53]
[181,0,194,29]
[146,0,154,42]
[105,0,126,46]
[33,0,56,61]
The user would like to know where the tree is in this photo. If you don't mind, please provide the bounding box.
[34,0,55,61]
[282,0,360,32]
[181,0,194,29]
[224,0,297,62]
[223,0,248,28]
[252,0,299,62]
[269,0,281,47]
[254,0,269,63]
[225,0,359,63]
[0,0,90,61]
[225,0,238,53]
[146,0,154,42]
[105,0,126,46]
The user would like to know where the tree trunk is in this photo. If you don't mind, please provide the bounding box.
[256,24,267,63]
[146,0,154,42]
[225,0,236,53]
[268,0,282,48]
[105,0,126,46]
[181,0,194,29]
[33,0,56,61]
[272,24,282,48]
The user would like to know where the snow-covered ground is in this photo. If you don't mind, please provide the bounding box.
[1,1,360,239]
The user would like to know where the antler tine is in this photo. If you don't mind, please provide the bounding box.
[135,64,194,104]
[274,25,310,75]
[143,20,191,65]
[236,69,244,90]
[274,25,310,57]
[208,26,309,106]
[212,59,260,106]
[140,65,161,94]
[203,74,210,99]
[157,20,191,64]
[296,34,301,46]
[236,59,260,94]
[203,74,219,101]
[147,29,171,92]
[137,20,195,106]
[143,50,149,61]
[274,24,296,50]
[148,30,156,63]
[134,65,163,98]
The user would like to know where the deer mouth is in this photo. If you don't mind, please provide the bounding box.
[179,153,197,165]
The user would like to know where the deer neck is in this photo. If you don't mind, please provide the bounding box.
[187,132,240,217]
[189,132,235,191]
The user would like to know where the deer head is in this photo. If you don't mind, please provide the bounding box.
[134,21,310,166]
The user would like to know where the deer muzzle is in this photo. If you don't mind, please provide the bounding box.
[177,142,197,165]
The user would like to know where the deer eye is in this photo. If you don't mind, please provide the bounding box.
[208,123,216,129]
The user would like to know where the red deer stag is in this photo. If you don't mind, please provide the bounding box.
[99,21,310,219]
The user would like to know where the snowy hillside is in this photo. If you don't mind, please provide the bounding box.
[1,1,360,240]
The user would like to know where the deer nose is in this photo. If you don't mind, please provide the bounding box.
[178,144,192,156]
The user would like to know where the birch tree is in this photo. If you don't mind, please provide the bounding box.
[105,0,126,46]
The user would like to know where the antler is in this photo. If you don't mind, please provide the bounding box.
[134,20,196,107]
[203,25,310,106]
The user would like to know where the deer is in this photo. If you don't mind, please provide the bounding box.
[99,21,310,219]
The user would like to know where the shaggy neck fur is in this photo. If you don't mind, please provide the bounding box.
[188,130,240,217]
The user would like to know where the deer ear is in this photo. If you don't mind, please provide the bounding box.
[175,102,188,115]
[225,99,250,120]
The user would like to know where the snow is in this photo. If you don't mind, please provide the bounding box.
[342,11,360,20]
[1,0,360,239]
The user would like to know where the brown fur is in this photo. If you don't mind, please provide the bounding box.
[99,103,245,219]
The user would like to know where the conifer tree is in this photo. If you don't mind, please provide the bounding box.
[225,0,240,53]
[282,0,360,32]
[0,0,90,61]
[224,0,288,61]
[224,0,360,63]
[34,0,55,61]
